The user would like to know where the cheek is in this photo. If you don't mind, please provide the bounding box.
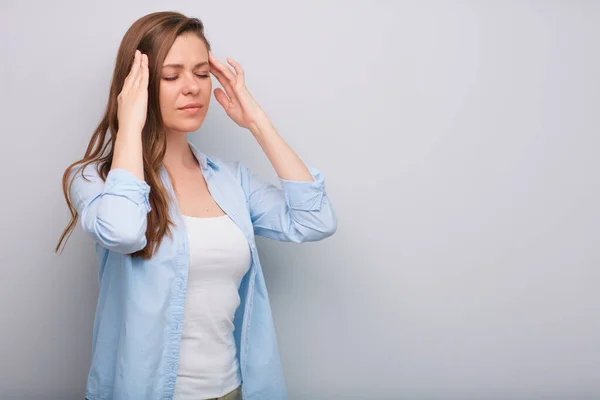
[203,78,213,97]
[159,85,175,106]
[158,86,177,118]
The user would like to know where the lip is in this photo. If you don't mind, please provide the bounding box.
[180,102,203,110]
[179,102,204,115]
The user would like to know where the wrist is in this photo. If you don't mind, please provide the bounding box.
[248,112,274,138]
[117,126,143,138]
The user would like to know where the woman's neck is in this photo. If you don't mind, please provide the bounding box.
[163,132,198,170]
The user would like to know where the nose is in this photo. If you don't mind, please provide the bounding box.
[182,73,201,96]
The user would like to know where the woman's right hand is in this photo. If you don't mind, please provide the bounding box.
[117,50,149,133]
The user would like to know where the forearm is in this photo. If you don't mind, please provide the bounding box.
[111,129,145,181]
[249,114,313,182]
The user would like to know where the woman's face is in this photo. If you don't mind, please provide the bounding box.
[159,32,212,134]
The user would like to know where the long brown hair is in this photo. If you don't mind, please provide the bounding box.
[55,11,211,259]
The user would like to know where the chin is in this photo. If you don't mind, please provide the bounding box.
[167,118,206,134]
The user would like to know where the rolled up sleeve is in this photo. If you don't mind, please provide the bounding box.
[279,166,325,212]
[101,169,152,212]
[240,163,337,243]
[71,166,151,254]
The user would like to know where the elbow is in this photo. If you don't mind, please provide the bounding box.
[84,217,148,254]
[295,209,337,243]
[325,216,338,238]
[318,199,337,239]
[106,229,147,254]
[318,212,337,239]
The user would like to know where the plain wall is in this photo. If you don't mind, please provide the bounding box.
[1,1,599,399]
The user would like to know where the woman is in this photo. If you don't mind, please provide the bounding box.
[56,11,336,400]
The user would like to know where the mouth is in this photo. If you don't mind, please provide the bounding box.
[179,103,203,109]
[179,103,204,115]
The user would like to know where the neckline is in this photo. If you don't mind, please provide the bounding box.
[182,214,228,220]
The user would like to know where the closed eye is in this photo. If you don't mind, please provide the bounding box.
[163,74,210,81]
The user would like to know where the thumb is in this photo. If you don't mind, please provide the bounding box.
[214,88,230,111]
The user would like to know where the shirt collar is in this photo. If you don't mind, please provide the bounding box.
[188,141,220,171]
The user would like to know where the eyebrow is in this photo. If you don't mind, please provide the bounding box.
[162,61,209,69]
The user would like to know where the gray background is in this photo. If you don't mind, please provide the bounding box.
[1,1,599,399]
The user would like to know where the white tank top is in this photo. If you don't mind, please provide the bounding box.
[173,214,251,400]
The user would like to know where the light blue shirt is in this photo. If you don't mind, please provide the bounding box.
[72,142,337,400]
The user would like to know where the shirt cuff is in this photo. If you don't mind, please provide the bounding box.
[279,166,326,211]
[102,168,152,212]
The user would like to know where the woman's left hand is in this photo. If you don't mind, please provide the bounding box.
[209,52,267,131]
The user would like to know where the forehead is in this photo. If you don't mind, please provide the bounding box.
[163,33,208,65]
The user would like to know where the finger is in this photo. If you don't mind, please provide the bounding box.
[126,50,141,85]
[213,88,231,110]
[209,52,235,82]
[139,54,149,89]
[209,67,228,89]
[210,67,236,101]
[123,50,141,91]
[226,57,245,85]
[134,52,145,88]
[208,53,239,97]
